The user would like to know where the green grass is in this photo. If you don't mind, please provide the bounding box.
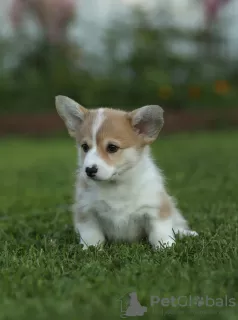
[0,132,238,320]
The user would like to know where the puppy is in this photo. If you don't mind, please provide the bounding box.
[55,95,198,250]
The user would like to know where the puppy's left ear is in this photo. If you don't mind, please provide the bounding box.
[128,105,164,144]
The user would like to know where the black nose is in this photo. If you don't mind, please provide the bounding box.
[85,165,98,177]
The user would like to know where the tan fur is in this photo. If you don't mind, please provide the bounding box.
[159,192,173,219]
[75,110,97,143]
[75,108,145,166]
[96,109,143,165]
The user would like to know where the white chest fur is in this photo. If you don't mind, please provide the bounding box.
[73,150,197,249]
[74,151,166,243]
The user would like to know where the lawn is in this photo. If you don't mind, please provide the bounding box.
[0,131,238,320]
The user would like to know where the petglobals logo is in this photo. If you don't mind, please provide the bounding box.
[150,295,236,308]
[117,292,236,318]
[118,292,147,318]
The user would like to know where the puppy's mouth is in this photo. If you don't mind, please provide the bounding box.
[87,175,100,181]
[86,174,116,182]
[83,167,118,182]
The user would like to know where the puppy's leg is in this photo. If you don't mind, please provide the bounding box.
[147,215,175,250]
[174,228,198,237]
[173,209,198,237]
[74,211,105,250]
[146,193,177,250]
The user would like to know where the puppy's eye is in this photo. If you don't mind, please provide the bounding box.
[81,143,89,153]
[106,144,119,153]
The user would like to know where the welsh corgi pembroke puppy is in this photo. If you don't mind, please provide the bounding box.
[55,95,198,250]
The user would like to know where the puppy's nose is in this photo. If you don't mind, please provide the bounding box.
[85,165,98,177]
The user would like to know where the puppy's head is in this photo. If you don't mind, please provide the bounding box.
[55,96,164,182]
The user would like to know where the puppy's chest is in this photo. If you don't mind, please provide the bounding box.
[82,187,150,241]
[98,196,144,241]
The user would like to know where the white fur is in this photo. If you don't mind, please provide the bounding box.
[92,108,105,143]
[55,96,198,250]
[74,145,198,250]
[82,108,115,181]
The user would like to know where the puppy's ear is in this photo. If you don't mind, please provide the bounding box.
[55,95,88,137]
[128,105,164,144]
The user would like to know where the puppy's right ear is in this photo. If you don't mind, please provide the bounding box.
[55,95,88,137]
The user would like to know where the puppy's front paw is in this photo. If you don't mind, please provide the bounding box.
[80,241,104,251]
[152,237,175,250]
[188,230,198,237]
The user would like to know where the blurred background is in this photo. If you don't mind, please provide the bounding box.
[0,0,238,135]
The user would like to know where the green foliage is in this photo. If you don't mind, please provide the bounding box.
[0,132,238,319]
[0,7,237,114]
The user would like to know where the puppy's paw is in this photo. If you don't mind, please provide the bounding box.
[152,237,175,250]
[176,229,199,237]
[80,242,104,251]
